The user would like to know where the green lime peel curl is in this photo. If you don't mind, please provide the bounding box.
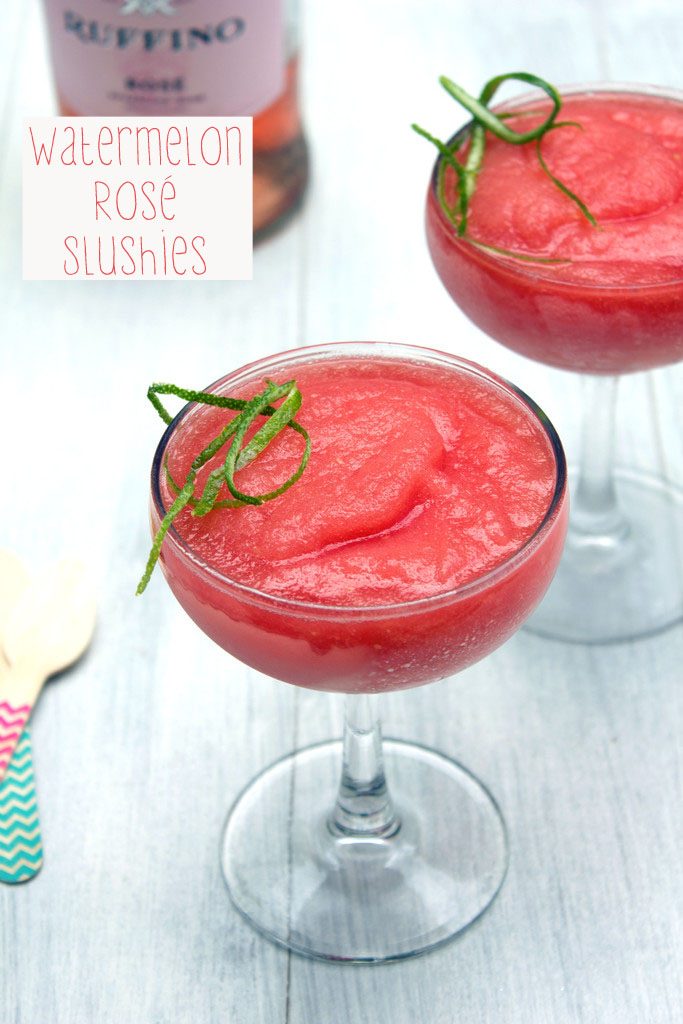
[137,379,311,595]
[413,71,598,257]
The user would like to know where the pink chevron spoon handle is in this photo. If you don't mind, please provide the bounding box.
[0,701,31,783]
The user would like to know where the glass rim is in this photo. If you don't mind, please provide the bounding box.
[429,80,683,291]
[150,341,567,619]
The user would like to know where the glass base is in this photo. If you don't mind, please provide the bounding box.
[221,739,508,963]
[527,468,683,644]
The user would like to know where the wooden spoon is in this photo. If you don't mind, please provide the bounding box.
[0,550,30,628]
[0,559,97,780]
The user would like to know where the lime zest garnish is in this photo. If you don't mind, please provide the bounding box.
[467,238,572,265]
[413,71,599,247]
[535,123,599,229]
[136,380,311,595]
[439,72,562,145]
[412,123,469,230]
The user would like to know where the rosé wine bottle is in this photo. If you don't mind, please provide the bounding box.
[41,0,308,238]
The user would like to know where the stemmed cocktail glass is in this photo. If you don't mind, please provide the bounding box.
[426,83,683,644]
[148,342,567,962]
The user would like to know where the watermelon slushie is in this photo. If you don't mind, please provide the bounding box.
[427,87,683,373]
[151,344,567,691]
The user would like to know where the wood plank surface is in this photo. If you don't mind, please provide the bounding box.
[1,1,681,1022]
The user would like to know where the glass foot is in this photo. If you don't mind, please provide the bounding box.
[221,739,508,963]
[527,468,683,644]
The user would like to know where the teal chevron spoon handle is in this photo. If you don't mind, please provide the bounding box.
[0,729,43,884]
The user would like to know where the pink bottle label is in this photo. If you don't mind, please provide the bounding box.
[43,0,285,116]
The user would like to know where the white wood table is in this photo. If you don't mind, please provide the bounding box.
[1,1,681,1020]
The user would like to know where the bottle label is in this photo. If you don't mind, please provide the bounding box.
[43,0,285,116]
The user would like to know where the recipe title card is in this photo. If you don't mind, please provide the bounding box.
[23,117,252,281]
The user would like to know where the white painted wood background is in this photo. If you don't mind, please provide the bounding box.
[1,1,682,1021]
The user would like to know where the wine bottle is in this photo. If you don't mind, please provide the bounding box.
[41,0,308,238]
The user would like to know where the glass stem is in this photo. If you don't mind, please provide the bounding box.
[329,694,400,839]
[571,375,629,545]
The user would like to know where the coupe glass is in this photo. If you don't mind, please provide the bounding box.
[150,342,568,962]
[426,83,683,644]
